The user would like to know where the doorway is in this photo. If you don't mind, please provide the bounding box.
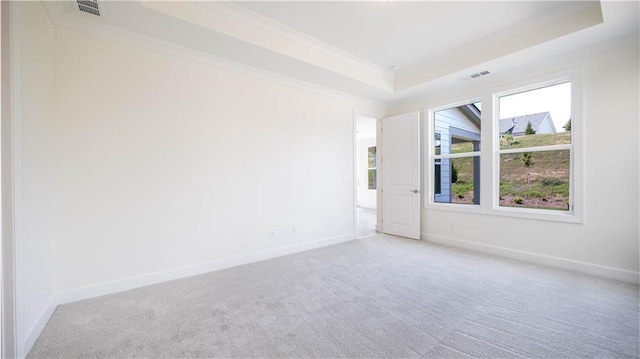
[355,115,378,238]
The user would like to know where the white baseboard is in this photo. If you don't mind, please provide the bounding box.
[24,297,58,357]
[57,233,354,305]
[422,233,640,284]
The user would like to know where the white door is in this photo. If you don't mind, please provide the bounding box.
[382,112,421,239]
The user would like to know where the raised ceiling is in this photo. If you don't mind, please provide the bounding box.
[42,1,639,106]
[235,1,571,72]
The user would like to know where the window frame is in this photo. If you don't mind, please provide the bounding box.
[426,97,483,210]
[424,69,583,223]
[367,145,377,190]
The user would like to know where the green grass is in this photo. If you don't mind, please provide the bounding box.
[501,131,571,149]
[452,181,473,198]
[449,132,571,210]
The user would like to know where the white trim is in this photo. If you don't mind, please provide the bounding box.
[21,234,355,355]
[57,233,354,305]
[433,152,481,160]
[352,109,358,239]
[424,97,483,210]
[1,1,18,358]
[493,72,581,221]
[139,1,392,91]
[387,33,639,114]
[376,118,382,233]
[9,2,25,358]
[422,68,583,223]
[23,298,57,357]
[423,233,640,284]
[200,1,393,78]
[40,2,387,115]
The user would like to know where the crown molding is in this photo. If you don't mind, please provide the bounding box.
[200,1,393,79]
[394,2,604,92]
[140,0,394,92]
[40,1,387,114]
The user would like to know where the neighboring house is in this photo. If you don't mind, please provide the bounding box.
[434,104,481,204]
[499,112,556,136]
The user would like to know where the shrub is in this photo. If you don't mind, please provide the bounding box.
[451,162,458,183]
[521,152,533,167]
[563,119,571,131]
[514,197,523,204]
[501,134,514,147]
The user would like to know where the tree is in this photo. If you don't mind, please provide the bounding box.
[521,152,534,190]
[525,121,536,135]
[563,119,572,132]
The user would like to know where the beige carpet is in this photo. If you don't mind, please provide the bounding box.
[29,234,639,358]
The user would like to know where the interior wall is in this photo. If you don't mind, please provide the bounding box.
[50,26,362,292]
[16,2,58,355]
[388,41,640,280]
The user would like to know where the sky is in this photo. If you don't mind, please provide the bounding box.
[498,82,572,132]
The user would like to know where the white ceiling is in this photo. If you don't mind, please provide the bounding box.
[235,1,573,72]
[42,1,639,106]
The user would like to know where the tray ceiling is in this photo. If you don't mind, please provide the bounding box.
[42,1,639,105]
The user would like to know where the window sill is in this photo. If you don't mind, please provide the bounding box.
[424,203,583,224]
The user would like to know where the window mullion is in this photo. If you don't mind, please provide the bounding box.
[434,152,481,160]
[498,143,572,155]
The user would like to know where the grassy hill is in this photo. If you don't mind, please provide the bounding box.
[450,131,571,210]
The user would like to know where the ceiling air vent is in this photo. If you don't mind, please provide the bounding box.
[77,0,100,16]
[469,70,490,79]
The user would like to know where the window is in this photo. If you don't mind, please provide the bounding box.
[367,146,377,190]
[434,133,441,195]
[426,72,581,221]
[432,102,481,205]
[497,81,573,212]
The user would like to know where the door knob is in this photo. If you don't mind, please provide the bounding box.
[409,189,419,193]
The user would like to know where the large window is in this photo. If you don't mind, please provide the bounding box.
[432,102,481,205]
[497,82,573,212]
[427,73,580,221]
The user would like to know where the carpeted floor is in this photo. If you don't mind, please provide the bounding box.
[357,207,377,238]
[29,234,639,358]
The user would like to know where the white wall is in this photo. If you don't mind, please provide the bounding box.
[16,2,58,356]
[49,26,363,293]
[388,41,640,281]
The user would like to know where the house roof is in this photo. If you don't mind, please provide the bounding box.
[499,112,555,135]
[457,104,481,130]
